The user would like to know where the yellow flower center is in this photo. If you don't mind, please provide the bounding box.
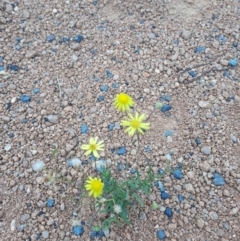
[89,144,97,151]
[91,180,102,192]
[131,120,140,129]
[118,94,129,104]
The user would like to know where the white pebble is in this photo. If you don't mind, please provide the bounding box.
[32,160,45,172]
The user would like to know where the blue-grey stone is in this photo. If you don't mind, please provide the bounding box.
[160,95,171,102]
[130,169,136,174]
[33,88,40,94]
[108,123,115,130]
[0,57,3,62]
[9,65,19,71]
[161,191,170,200]
[112,83,118,88]
[95,159,106,172]
[106,70,113,78]
[173,39,179,45]
[73,225,84,236]
[46,35,55,42]
[46,199,55,207]
[157,230,166,240]
[189,70,197,77]
[22,118,28,123]
[0,66,4,71]
[165,130,172,137]
[194,46,205,53]
[93,76,99,82]
[100,85,108,92]
[218,35,226,43]
[17,224,26,232]
[145,146,151,152]
[164,207,173,218]
[20,95,31,103]
[97,95,104,102]
[231,135,238,143]
[158,168,164,175]
[201,146,211,155]
[16,45,21,50]
[62,36,70,43]
[226,96,234,102]
[155,181,165,192]
[116,146,127,155]
[74,35,84,43]
[213,173,225,186]
[81,124,88,134]
[223,70,230,78]
[228,59,237,67]
[42,231,49,239]
[161,105,172,113]
[36,233,42,240]
[195,138,201,145]
[173,169,183,180]
[91,49,96,54]
[178,194,185,202]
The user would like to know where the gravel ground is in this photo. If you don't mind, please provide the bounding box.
[0,0,240,240]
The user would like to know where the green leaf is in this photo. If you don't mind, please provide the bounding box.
[119,209,131,225]
[152,201,159,210]
[132,193,144,207]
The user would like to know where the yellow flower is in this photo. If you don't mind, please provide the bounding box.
[81,137,104,158]
[85,177,104,198]
[121,112,150,136]
[114,93,134,112]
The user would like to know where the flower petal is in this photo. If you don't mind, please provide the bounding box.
[81,144,90,150]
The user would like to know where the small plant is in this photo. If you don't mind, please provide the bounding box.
[35,91,174,237]
[85,166,155,229]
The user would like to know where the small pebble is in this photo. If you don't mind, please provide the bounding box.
[94,160,106,172]
[189,70,197,77]
[155,181,165,192]
[178,194,185,202]
[194,46,205,53]
[46,199,55,207]
[33,88,40,94]
[73,35,84,43]
[164,207,173,218]
[157,230,166,240]
[173,169,183,180]
[97,95,104,102]
[161,191,170,200]
[20,95,31,103]
[213,173,225,186]
[47,115,59,124]
[73,225,84,236]
[100,85,108,92]
[81,124,88,134]
[9,65,19,71]
[5,144,11,151]
[228,59,237,67]
[116,147,127,155]
[160,95,171,102]
[108,123,115,130]
[218,35,226,43]
[161,105,172,112]
[145,146,151,152]
[201,146,211,155]
[195,138,201,145]
[165,130,172,137]
[42,231,49,239]
[106,70,113,78]
[46,35,55,42]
